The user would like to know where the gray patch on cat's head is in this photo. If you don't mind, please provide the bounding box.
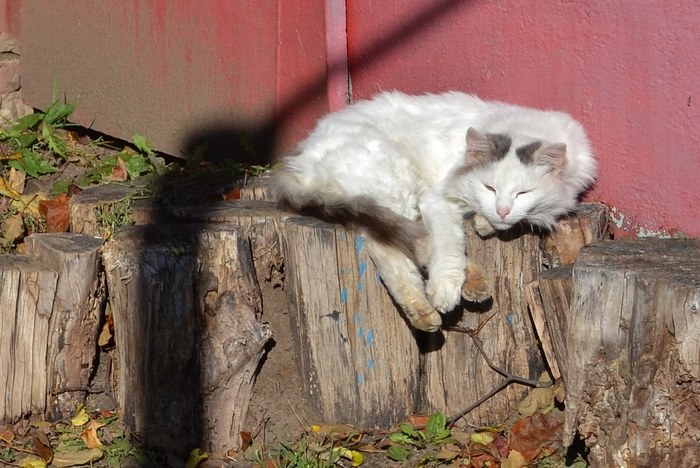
[515,141,543,165]
[485,133,512,160]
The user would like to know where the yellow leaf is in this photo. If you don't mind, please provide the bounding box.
[11,192,48,217]
[332,447,364,466]
[0,176,21,199]
[501,449,527,468]
[9,167,25,194]
[70,405,90,427]
[185,448,208,468]
[19,457,46,468]
[310,424,322,433]
[1,213,24,244]
[470,431,495,445]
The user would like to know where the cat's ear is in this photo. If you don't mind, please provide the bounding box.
[535,143,567,175]
[466,127,494,163]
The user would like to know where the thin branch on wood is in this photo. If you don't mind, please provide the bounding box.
[445,324,552,426]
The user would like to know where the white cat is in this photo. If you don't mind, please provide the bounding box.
[274,91,597,332]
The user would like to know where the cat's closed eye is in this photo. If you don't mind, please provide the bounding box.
[515,190,532,197]
[483,184,497,194]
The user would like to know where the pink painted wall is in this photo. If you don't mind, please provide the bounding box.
[19,0,330,160]
[348,0,700,238]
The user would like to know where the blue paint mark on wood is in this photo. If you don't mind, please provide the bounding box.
[357,373,364,384]
[358,261,367,276]
[355,236,365,254]
[365,329,374,347]
[340,287,349,304]
[508,312,515,326]
[338,231,346,241]
[357,281,365,293]
[367,358,375,370]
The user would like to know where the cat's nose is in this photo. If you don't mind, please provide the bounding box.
[497,207,510,219]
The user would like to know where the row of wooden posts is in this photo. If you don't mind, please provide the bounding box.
[1,176,699,465]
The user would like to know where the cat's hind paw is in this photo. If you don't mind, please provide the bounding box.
[411,310,442,332]
[462,260,492,302]
[472,213,496,238]
[426,272,465,313]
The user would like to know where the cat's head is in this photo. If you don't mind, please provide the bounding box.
[446,127,590,231]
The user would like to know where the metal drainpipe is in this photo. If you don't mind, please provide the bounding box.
[325,0,350,110]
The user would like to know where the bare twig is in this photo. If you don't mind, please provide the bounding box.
[444,324,552,427]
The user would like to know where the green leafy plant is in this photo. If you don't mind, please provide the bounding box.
[387,413,453,463]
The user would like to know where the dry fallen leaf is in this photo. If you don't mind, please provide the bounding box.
[33,430,53,463]
[106,157,128,182]
[9,167,25,194]
[1,213,24,244]
[51,447,103,467]
[81,419,105,448]
[501,449,527,468]
[0,176,21,199]
[19,457,46,468]
[70,405,90,427]
[39,194,71,233]
[0,427,15,444]
[12,192,48,217]
[509,412,564,463]
[406,414,430,429]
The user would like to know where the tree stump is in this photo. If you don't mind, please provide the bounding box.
[69,183,152,237]
[102,224,271,454]
[281,204,609,428]
[523,265,573,382]
[282,217,420,427]
[563,238,700,466]
[237,174,275,201]
[170,199,287,285]
[0,255,58,422]
[24,233,106,421]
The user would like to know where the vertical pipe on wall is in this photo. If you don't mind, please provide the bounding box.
[325,0,349,110]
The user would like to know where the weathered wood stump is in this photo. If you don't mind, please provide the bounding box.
[282,217,420,427]
[423,203,609,426]
[102,224,271,454]
[24,233,105,420]
[69,183,152,237]
[0,255,58,422]
[282,204,609,427]
[524,265,573,382]
[170,199,287,285]
[563,238,700,466]
[237,174,275,201]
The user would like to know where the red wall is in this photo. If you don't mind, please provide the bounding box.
[13,0,700,237]
[19,0,329,160]
[348,0,700,238]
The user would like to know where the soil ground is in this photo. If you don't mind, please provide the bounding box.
[244,281,315,449]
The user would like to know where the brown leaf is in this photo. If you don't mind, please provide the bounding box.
[406,414,430,429]
[492,433,510,458]
[80,420,105,448]
[33,430,53,463]
[38,194,70,233]
[0,427,15,444]
[106,157,128,182]
[239,431,253,452]
[509,412,564,463]
[501,449,527,468]
[223,187,241,200]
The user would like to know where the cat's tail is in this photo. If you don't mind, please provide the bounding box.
[272,167,426,262]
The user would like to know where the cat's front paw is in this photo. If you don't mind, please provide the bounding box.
[462,260,492,302]
[426,271,466,313]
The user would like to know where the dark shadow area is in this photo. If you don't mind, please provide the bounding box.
[131,0,479,457]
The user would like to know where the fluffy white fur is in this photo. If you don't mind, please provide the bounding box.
[275,91,597,331]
